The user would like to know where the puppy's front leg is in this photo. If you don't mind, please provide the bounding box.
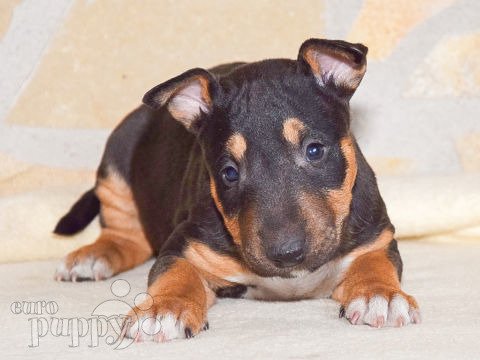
[124,255,213,342]
[333,241,421,328]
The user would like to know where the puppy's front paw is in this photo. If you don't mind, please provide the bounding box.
[341,292,420,328]
[123,296,209,343]
[54,244,114,282]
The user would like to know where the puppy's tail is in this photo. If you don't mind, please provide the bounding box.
[53,188,100,236]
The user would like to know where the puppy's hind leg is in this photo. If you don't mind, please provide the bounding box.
[55,170,153,281]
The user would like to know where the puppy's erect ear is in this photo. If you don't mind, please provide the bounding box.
[298,38,368,98]
[143,68,217,130]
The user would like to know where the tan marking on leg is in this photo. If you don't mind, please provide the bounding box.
[210,178,241,245]
[349,228,394,259]
[335,248,403,304]
[332,230,419,327]
[94,171,152,269]
[332,228,394,300]
[327,136,357,229]
[282,117,305,146]
[184,241,250,290]
[226,133,247,162]
[56,170,152,281]
[128,258,209,339]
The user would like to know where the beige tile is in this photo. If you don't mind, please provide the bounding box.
[347,0,455,60]
[7,0,324,129]
[0,152,95,197]
[368,157,414,175]
[0,0,21,39]
[456,133,480,172]
[405,32,480,97]
[0,186,100,263]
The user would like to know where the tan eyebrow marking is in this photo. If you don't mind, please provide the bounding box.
[283,118,306,145]
[226,133,247,161]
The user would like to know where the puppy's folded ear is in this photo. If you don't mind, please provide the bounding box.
[143,68,217,130]
[298,38,368,99]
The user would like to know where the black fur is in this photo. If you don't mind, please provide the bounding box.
[215,284,248,298]
[54,189,100,235]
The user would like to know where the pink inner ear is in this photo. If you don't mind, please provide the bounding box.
[167,80,210,125]
[315,52,359,88]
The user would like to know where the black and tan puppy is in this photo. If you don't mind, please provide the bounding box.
[54,38,420,342]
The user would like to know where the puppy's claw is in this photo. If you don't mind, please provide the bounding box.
[410,309,422,324]
[184,328,193,339]
[350,311,360,325]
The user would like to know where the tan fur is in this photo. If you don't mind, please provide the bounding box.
[298,191,336,254]
[332,229,417,310]
[209,178,241,245]
[196,76,212,106]
[333,248,417,310]
[226,133,247,161]
[348,228,394,259]
[184,241,249,290]
[304,47,321,74]
[134,258,209,333]
[63,170,152,277]
[327,136,357,230]
[282,117,305,145]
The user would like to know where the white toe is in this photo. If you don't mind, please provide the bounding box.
[54,256,113,282]
[364,295,388,328]
[387,294,411,327]
[70,257,95,280]
[345,293,420,328]
[54,259,70,281]
[126,312,185,342]
[345,297,367,325]
[159,314,184,341]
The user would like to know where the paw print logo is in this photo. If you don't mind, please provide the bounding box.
[90,279,153,349]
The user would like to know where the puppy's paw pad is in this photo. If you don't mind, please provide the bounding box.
[54,251,113,282]
[344,293,420,328]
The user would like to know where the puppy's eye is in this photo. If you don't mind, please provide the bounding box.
[306,142,324,161]
[221,166,239,185]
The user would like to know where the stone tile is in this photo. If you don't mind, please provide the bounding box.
[6,0,324,129]
[405,32,480,97]
[347,0,455,60]
[456,132,480,172]
[0,152,95,197]
[0,0,20,39]
[0,186,99,263]
[368,157,414,176]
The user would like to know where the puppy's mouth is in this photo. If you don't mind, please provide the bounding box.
[241,248,320,279]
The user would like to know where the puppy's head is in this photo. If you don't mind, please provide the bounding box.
[144,39,368,277]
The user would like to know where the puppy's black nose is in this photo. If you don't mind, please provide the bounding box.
[267,239,305,268]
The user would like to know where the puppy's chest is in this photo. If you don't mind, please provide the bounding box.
[229,257,352,301]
